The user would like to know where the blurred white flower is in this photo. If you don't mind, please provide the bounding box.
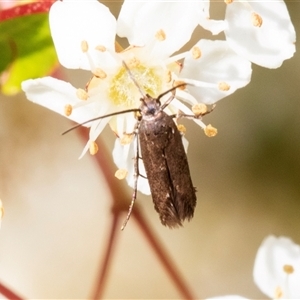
[223,0,296,68]
[22,0,253,193]
[253,235,300,299]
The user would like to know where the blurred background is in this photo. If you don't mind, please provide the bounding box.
[0,1,299,299]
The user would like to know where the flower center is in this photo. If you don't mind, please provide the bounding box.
[108,63,163,108]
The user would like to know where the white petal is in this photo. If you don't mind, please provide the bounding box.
[117,1,204,59]
[253,235,300,299]
[199,17,227,35]
[180,39,252,104]
[112,138,151,195]
[224,1,296,68]
[22,77,96,124]
[49,0,116,70]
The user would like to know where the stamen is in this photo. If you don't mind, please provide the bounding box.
[115,169,128,180]
[81,40,89,53]
[204,124,218,137]
[218,82,230,91]
[251,12,263,27]
[89,141,98,155]
[177,124,186,135]
[192,103,207,116]
[64,104,73,116]
[192,46,201,59]
[93,68,107,79]
[76,88,89,100]
[95,45,106,52]
[283,264,294,274]
[120,134,134,145]
[155,29,166,41]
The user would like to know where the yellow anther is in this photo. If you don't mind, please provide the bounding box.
[192,46,201,59]
[173,80,187,90]
[165,70,172,83]
[204,124,218,137]
[81,40,89,53]
[64,104,72,116]
[192,103,207,116]
[120,134,134,145]
[274,286,283,299]
[89,141,99,155]
[115,169,128,180]
[155,29,166,41]
[93,68,107,79]
[251,12,263,27]
[127,57,140,69]
[177,124,186,135]
[95,45,106,52]
[224,0,233,3]
[218,81,230,91]
[76,88,89,100]
[283,264,294,274]
[0,199,4,220]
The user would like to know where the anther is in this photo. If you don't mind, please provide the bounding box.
[204,124,218,137]
[127,57,140,69]
[192,46,201,59]
[115,169,128,180]
[76,88,89,100]
[155,29,166,41]
[224,0,233,3]
[173,80,187,90]
[89,141,99,155]
[165,70,172,83]
[177,124,186,135]
[120,134,134,145]
[251,12,263,27]
[64,104,73,116]
[81,40,89,53]
[283,264,294,274]
[95,45,106,52]
[93,68,107,79]
[274,286,283,299]
[218,82,230,91]
[192,103,207,116]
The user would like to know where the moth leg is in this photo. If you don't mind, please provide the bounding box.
[121,126,140,230]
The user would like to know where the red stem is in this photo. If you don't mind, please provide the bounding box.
[0,282,25,300]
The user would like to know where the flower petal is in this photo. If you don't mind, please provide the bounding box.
[112,138,151,195]
[224,1,296,68]
[253,235,300,299]
[49,0,116,70]
[22,77,96,124]
[180,39,252,104]
[117,1,205,59]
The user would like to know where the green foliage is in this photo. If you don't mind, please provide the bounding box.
[0,13,57,95]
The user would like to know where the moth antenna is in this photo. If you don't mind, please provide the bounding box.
[62,108,140,135]
[122,60,146,98]
[159,83,189,110]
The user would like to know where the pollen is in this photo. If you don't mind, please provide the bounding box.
[173,80,187,90]
[283,264,294,274]
[251,12,263,27]
[177,124,186,135]
[76,88,89,100]
[95,45,106,52]
[120,134,134,145]
[127,57,140,69]
[89,141,99,155]
[218,81,230,91]
[192,46,201,59]
[64,104,73,116]
[115,168,128,180]
[165,70,172,83]
[81,40,89,53]
[155,29,166,41]
[192,103,207,116]
[204,124,218,137]
[94,68,107,79]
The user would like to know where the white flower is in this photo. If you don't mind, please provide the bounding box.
[223,0,296,68]
[253,235,300,299]
[22,0,252,194]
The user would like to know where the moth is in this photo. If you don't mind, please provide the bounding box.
[64,62,213,230]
